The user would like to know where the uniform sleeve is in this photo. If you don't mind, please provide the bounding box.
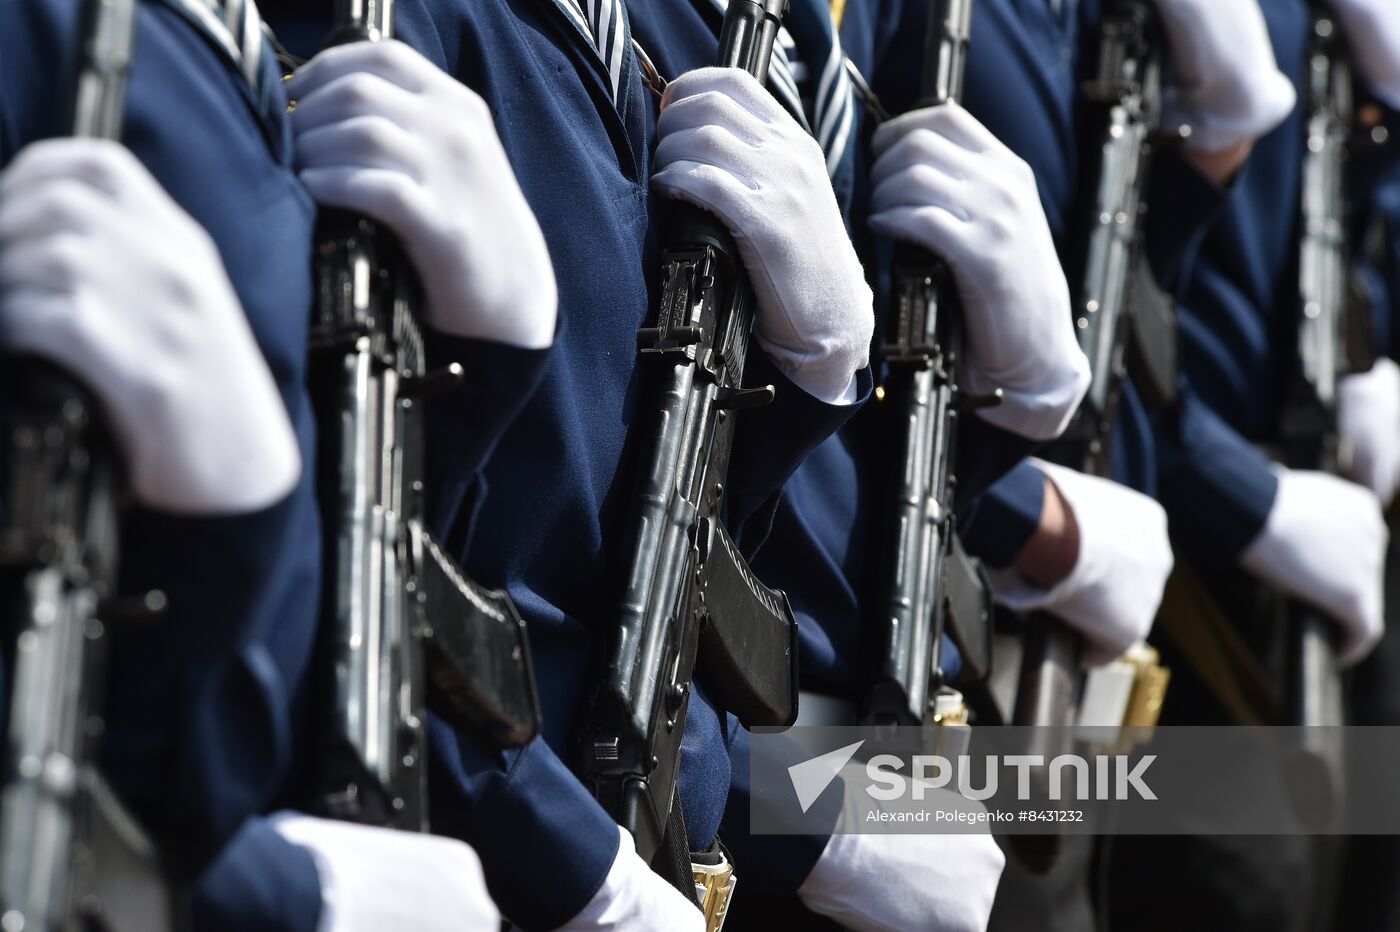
[725,352,873,552]
[719,725,844,896]
[191,817,325,932]
[955,412,1043,504]
[354,7,556,541]
[1145,149,1232,294]
[959,457,1048,570]
[422,332,553,541]
[1153,386,1278,567]
[426,724,620,931]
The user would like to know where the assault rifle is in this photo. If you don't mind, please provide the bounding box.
[1013,0,1168,733]
[1276,7,1366,818]
[307,0,541,831]
[582,0,801,865]
[863,0,993,732]
[1003,0,1170,873]
[0,1,172,928]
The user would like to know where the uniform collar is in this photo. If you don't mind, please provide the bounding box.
[153,0,286,157]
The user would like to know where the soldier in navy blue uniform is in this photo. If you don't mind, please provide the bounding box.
[0,0,327,901]
[708,0,1297,928]
[1147,0,1389,666]
[254,0,883,927]
[630,0,1097,926]
[7,0,1398,927]
[952,0,1296,668]
[949,2,1297,929]
[1339,100,1400,932]
[1106,1,1400,928]
[744,0,1294,739]
[0,0,558,927]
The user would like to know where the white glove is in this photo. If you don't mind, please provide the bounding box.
[270,813,500,932]
[288,40,557,350]
[799,831,1004,932]
[651,67,874,405]
[798,766,1004,932]
[1329,0,1400,110]
[1338,357,1400,506]
[552,825,704,932]
[987,461,1173,667]
[867,105,1089,440]
[1150,0,1297,153]
[0,139,300,515]
[1240,467,1388,666]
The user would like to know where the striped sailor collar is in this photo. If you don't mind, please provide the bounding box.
[156,0,285,152]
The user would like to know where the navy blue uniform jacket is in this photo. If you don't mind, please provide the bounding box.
[723,0,1227,896]
[1,0,326,926]
[748,0,1227,715]
[1153,0,1313,567]
[265,1,869,926]
[955,0,1228,568]
[2,1,566,925]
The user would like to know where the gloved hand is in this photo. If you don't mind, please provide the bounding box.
[651,67,874,405]
[552,825,704,932]
[867,105,1089,440]
[1338,357,1400,506]
[0,139,301,515]
[798,765,1005,932]
[1240,467,1388,666]
[271,814,500,931]
[1328,0,1400,110]
[288,40,557,349]
[1150,0,1297,153]
[800,831,1004,932]
[988,460,1173,667]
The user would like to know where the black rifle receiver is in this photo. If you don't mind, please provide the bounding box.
[863,0,992,728]
[0,1,172,929]
[1013,0,1165,734]
[307,0,541,831]
[582,0,801,863]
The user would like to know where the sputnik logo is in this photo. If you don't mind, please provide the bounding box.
[788,740,865,813]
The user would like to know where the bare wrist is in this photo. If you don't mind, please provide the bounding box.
[1012,472,1080,590]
